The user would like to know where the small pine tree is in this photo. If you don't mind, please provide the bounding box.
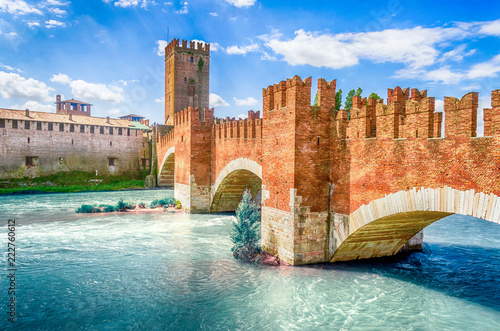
[345,87,363,119]
[231,189,261,264]
[367,92,381,105]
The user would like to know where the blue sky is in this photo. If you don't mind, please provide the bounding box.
[0,0,500,131]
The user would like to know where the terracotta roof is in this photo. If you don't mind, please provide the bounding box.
[119,114,144,118]
[0,108,142,128]
[59,98,91,105]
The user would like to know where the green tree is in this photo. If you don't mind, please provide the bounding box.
[345,87,362,119]
[335,89,342,111]
[367,92,381,105]
[313,91,318,106]
[231,189,262,264]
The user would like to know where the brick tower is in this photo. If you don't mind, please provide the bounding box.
[164,38,210,123]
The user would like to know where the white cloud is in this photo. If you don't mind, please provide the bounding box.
[50,73,71,84]
[236,113,247,119]
[104,0,151,8]
[154,97,165,103]
[266,27,471,70]
[210,93,229,107]
[438,45,475,63]
[225,0,256,8]
[233,96,257,106]
[117,79,138,86]
[467,54,500,79]
[479,19,500,36]
[0,63,20,72]
[50,73,125,103]
[45,20,66,28]
[46,0,69,5]
[156,39,168,56]
[226,43,259,55]
[0,29,18,38]
[108,108,122,115]
[12,100,54,113]
[27,21,40,27]
[174,1,188,14]
[0,0,43,15]
[49,7,67,15]
[0,71,54,101]
[209,12,217,17]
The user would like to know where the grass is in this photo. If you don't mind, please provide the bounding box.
[0,171,147,195]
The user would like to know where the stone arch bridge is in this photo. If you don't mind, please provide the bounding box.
[156,76,500,265]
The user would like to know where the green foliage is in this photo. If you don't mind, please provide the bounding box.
[345,87,363,119]
[198,58,204,71]
[367,92,381,105]
[175,199,182,209]
[101,204,116,213]
[138,202,146,209]
[75,204,97,213]
[116,199,134,211]
[335,89,342,111]
[231,189,261,264]
[150,197,176,208]
[313,91,318,106]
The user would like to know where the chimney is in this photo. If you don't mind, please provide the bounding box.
[25,109,30,117]
[106,116,110,124]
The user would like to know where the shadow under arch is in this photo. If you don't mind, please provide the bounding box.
[210,158,262,213]
[331,187,500,262]
[158,147,175,187]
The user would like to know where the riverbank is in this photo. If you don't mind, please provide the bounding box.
[0,171,149,195]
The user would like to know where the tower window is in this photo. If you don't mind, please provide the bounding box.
[184,77,187,82]
[190,57,194,62]
[90,125,94,133]
[59,123,64,131]
[0,119,5,128]
[37,122,42,130]
[48,122,53,131]
[70,124,74,132]
[25,121,30,129]
[12,120,18,129]
[80,125,85,133]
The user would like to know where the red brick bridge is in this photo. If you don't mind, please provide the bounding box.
[156,75,500,265]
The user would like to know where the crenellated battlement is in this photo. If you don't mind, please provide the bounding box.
[165,38,210,59]
[213,110,262,140]
[444,92,478,137]
[387,86,410,104]
[174,106,214,127]
[262,76,314,112]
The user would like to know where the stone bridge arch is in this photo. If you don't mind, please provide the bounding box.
[331,187,500,262]
[210,158,262,212]
[158,146,175,187]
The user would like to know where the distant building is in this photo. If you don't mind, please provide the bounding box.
[119,114,150,126]
[0,105,152,179]
[55,95,92,117]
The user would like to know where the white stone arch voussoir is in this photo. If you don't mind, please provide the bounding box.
[157,146,175,182]
[337,187,500,247]
[211,157,262,202]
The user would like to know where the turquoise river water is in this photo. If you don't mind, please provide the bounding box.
[1,189,500,330]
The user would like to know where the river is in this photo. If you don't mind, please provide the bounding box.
[1,189,499,330]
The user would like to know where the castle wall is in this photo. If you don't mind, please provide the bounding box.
[0,116,145,179]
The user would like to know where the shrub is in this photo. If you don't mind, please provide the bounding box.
[150,197,176,208]
[116,199,134,211]
[138,202,146,208]
[175,199,182,209]
[76,204,96,213]
[101,204,116,212]
[231,189,261,264]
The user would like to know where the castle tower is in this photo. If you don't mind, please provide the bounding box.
[164,39,210,123]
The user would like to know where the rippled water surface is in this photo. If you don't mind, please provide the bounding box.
[1,190,500,330]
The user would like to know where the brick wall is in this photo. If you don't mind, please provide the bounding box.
[0,118,145,178]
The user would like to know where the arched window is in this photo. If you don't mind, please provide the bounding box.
[190,56,194,62]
